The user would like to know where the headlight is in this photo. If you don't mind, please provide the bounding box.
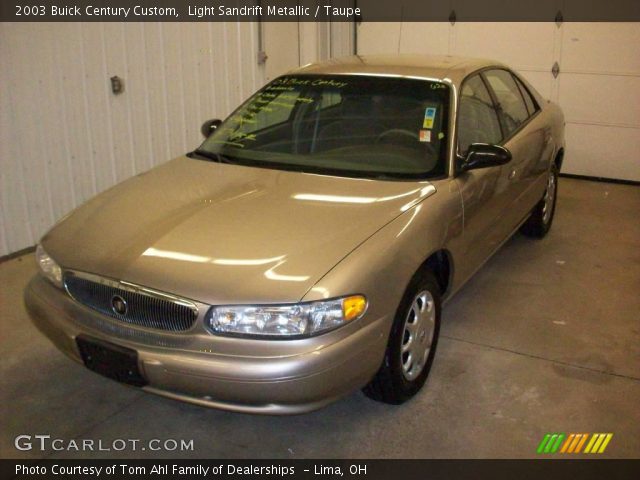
[206,295,367,338]
[35,244,63,288]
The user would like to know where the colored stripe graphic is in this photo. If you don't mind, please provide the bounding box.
[545,434,559,453]
[585,433,614,453]
[537,434,551,454]
[537,433,565,453]
[574,433,589,453]
[560,434,575,453]
[538,433,613,454]
[584,434,598,453]
[568,434,582,453]
[591,434,606,453]
[598,434,613,453]
[551,434,565,453]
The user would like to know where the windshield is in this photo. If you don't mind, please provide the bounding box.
[197,75,450,180]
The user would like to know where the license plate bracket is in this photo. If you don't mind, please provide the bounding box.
[76,335,147,387]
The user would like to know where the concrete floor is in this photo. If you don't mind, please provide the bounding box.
[1,178,639,459]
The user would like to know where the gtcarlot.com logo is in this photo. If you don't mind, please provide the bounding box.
[537,433,613,454]
[14,435,194,452]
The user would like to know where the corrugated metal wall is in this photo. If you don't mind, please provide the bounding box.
[0,21,353,257]
[0,22,263,257]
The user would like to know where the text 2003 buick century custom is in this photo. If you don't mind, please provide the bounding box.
[25,55,565,414]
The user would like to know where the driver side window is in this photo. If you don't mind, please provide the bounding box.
[458,75,502,155]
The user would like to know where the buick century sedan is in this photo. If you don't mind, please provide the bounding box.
[25,55,565,414]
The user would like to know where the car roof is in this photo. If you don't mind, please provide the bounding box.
[291,54,507,86]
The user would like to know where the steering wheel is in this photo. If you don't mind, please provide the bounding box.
[376,129,436,155]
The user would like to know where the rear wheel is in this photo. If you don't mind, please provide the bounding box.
[363,270,441,404]
[521,164,558,238]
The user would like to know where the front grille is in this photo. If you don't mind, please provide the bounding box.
[64,273,198,332]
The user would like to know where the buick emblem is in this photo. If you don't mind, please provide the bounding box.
[111,295,128,316]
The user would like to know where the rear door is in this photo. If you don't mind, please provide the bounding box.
[482,69,548,231]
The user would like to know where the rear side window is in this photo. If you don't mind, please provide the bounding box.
[514,76,538,116]
[457,74,502,154]
[484,69,530,137]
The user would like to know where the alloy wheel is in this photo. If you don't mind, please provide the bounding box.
[542,169,557,224]
[401,290,436,381]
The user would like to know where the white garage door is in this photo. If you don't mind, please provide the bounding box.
[357,22,640,182]
[263,22,354,82]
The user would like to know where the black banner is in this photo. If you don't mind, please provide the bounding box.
[2,459,640,480]
[2,0,640,22]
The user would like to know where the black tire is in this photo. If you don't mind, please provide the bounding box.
[363,270,441,404]
[520,164,559,238]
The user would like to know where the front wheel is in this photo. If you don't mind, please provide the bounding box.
[363,270,441,404]
[521,164,559,238]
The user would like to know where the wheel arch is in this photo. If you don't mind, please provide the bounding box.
[554,147,564,172]
[415,248,454,299]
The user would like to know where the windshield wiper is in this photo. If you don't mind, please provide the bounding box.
[189,149,237,164]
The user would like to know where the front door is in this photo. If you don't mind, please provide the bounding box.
[454,73,511,283]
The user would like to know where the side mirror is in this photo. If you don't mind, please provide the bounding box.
[459,143,512,172]
[201,119,222,138]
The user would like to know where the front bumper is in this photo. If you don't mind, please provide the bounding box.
[24,275,389,414]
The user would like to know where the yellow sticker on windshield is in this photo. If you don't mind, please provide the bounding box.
[423,107,436,129]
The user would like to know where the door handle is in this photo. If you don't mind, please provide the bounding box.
[508,169,516,180]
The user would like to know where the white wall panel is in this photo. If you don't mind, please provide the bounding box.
[452,23,556,71]
[357,22,402,54]
[2,24,52,252]
[561,23,640,75]
[521,70,554,102]
[451,22,560,101]
[123,23,155,174]
[0,21,265,257]
[52,23,97,205]
[264,22,300,81]
[329,21,354,58]
[564,123,640,180]
[36,25,77,222]
[559,74,640,128]
[0,26,30,254]
[82,23,120,192]
[398,23,450,54]
[558,23,640,182]
[103,24,134,183]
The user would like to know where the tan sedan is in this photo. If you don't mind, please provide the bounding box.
[25,55,565,414]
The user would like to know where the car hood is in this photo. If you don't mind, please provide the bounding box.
[43,156,436,304]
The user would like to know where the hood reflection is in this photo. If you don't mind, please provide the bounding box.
[142,248,310,282]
